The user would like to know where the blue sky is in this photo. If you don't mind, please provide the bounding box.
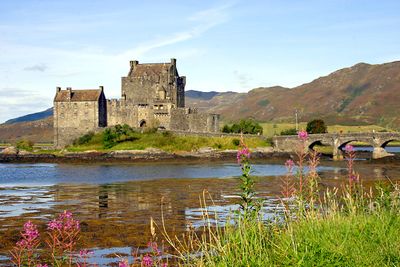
[0,0,399,122]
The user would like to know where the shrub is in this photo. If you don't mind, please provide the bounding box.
[102,125,140,149]
[280,128,297,135]
[222,124,231,133]
[103,128,117,149]
[73,132,94,145]
[232,138,240,146]
[15,139,34,151]
[222,119,263,135]
[306,119,327,134]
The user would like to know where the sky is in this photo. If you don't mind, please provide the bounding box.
[0,0,399,123]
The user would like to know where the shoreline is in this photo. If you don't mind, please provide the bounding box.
[0,148,294,164]
[1,148,399,164]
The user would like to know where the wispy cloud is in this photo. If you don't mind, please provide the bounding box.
[23,63,47,72]
[118,2,234,59]
[0,88,51,123]
[233,70,253,89]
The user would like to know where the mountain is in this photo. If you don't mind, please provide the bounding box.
[1,60,400,142]
[4,108,53,124]
[0,117,53,143]
[185,90,219,100]
[187,61,400,129]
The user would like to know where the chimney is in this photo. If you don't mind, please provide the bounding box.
[130,60,139,68]
[56,86,61,93]
[66,87,72,101]
[170,58,176,66]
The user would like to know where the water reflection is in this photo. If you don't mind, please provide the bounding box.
[1,161,400,265]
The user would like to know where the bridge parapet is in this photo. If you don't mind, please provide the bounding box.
[272,132,400,160]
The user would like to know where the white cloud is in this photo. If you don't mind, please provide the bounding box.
[23,63,47,72]
[117,2,232,61]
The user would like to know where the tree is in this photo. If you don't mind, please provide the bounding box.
[306,119,327,134]
[222,119,263,135]
[280,128,297,135]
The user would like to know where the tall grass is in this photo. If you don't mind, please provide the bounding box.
[165,131,400,266]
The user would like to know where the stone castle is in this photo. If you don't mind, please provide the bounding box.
[54,58,219,147]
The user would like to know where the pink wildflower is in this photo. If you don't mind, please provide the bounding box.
[17,221,40,249]
[48,210,80,231]
[237,147,251,164]
[79,249,93,257]
[148,241,161,256]
[285,159,294,169]
[118,259,129,267]
[47,219,62,230]
[142,255,153,266]
[37,264,48,267]
[297,130,308,141]
[345,144,354,152]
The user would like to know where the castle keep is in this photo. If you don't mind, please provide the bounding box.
[54,59,220,147]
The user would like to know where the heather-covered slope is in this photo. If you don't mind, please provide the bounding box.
[189,61,400,128]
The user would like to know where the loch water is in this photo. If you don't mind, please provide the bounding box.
[1,158,400,265]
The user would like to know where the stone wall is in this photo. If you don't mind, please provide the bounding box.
[107,100,138,127]
[54,100,99,147]
[169,108,189,131]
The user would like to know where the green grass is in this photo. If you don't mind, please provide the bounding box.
[185,182,400,267]
[199,210,400,266]
[258,122,391,137]
[67,131,269,152]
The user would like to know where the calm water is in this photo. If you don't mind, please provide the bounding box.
[1,160,400,265]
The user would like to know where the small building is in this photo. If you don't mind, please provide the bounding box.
[54,87,107,147]
[53,59,219,148]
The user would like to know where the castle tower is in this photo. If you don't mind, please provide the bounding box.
[121,58,186,108]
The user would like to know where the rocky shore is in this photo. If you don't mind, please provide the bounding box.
[0,146,293,163]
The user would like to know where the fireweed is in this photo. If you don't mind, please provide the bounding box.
[9,211,168,267]
[10,220,40,267]
[237,139,261,217]
[295,130,308,195]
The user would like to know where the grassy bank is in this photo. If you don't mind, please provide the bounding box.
[168,136,400,266]
[193,208,400,266]
[67,127,269,152]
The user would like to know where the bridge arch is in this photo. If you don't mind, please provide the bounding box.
[308,140,324,151]
[381,139,400,148]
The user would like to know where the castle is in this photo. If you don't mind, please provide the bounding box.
[53,58,220,147]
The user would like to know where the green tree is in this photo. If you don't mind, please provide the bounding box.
[280,128,297,135]
[222,124,231,133]
[224,119,263,135]
[306,119,327,134]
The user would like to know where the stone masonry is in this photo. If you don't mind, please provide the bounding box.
[54,59,219,148]
[272,132,400,159]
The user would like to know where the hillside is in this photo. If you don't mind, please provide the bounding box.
[5,108,53,124]
[188,61,400,129]
[1,60,400,142]
[0,117,53,143]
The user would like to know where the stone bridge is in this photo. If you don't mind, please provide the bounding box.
[272,132,400,160]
